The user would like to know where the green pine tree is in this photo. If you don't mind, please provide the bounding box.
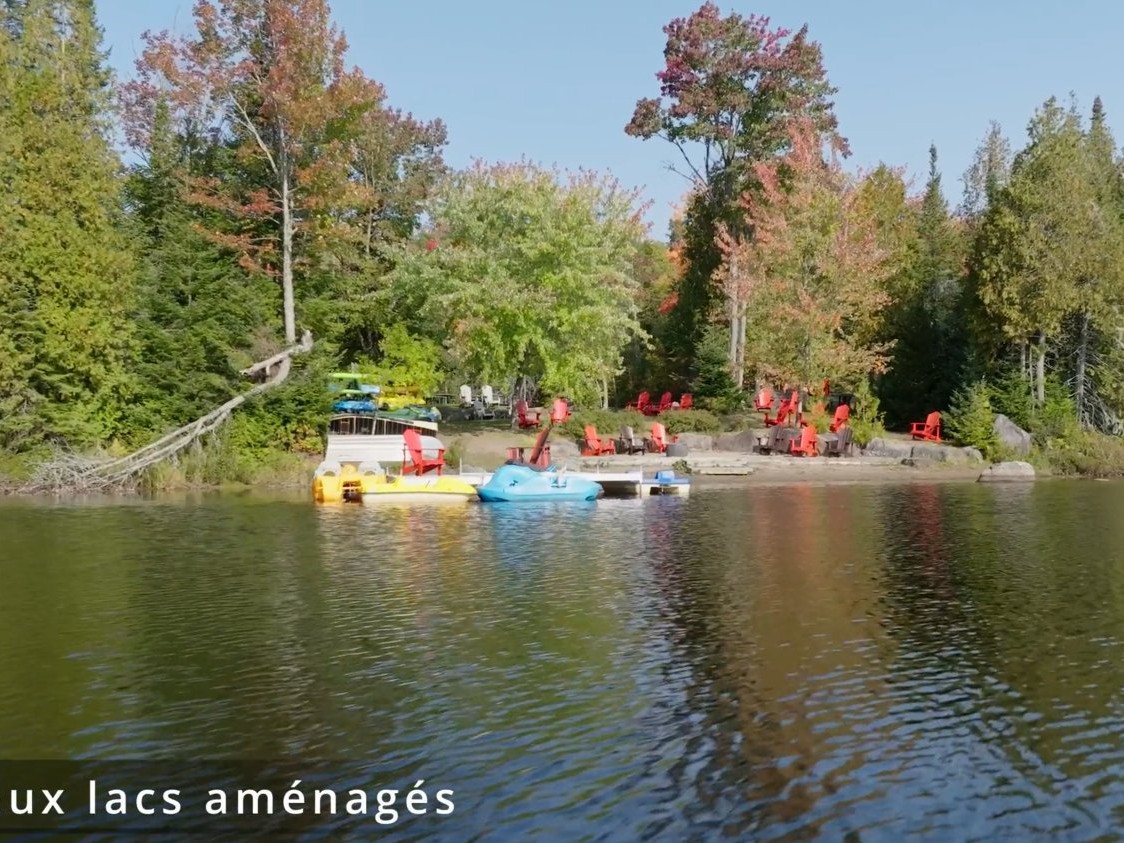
[0,0,134,449]
[122,100,272,437]
[876,146,968,425]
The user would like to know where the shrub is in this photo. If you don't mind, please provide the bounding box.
[848,379,886,447]
[559,408,721,441]
[691,325,743,410]
[989,368,1033,431]
[662,409,722,435]
[946,380,998,455]
[559,409,646,441]
[1032,376,1079,444]
[1042,430,1124,477]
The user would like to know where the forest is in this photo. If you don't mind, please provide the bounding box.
[3,0,1124,485]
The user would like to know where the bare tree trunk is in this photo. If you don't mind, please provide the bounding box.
[280,162,296,345]
[1019,339,1028,382]
[1075,311,1089,427]
[734,306,746,390]
[728,306,739,381]
[1034,331,1046,406]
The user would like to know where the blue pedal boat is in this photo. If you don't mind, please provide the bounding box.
[476,464,603,503]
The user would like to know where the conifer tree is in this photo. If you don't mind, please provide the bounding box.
[0,0,134,448]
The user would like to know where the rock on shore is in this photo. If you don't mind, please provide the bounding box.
[978,461,1036,482]
[863,437,985,464]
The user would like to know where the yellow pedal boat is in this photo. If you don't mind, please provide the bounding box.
[313,461,477,503]
[361,474,478,504]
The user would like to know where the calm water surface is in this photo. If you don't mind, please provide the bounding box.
[2,480,1124,840]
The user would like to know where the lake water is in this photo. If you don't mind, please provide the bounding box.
[2,480,1124,840]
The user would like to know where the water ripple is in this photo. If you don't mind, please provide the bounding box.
[4,482,1124,838]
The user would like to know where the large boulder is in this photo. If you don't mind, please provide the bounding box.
[715,430,763,453]
[910,442,985,464]
[863,437,914,460]
[978,460,1036,482]
[962,447,985,463]
[676,432,715,451]
[993,414,1032,457]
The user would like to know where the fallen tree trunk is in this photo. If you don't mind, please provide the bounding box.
[23,332,313,494]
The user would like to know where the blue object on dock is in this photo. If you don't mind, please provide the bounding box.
[477,464,603,503]
[643,469,691,495]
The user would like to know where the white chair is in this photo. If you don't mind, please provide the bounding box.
[481,384,494,406]
[459,385,473,406]
[472,398,495,420]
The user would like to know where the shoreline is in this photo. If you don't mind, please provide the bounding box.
[2,427,1100,498]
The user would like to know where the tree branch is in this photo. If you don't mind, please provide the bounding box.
[228,94,278,174]
[658,134,707,192]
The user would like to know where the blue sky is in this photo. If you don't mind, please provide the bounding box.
[96,0,1124,239]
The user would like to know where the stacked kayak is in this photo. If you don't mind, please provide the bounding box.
[476,464,602,503]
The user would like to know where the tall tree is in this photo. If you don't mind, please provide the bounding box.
[959,121,1012,222]
[123,99,273,435]
[387,162,647,405]
[625,2,843,384]
[0,0,134,448]
[1070,97,1124,426]
[721,123,894,389]
[876,145,969,425]
[121,0,383,345]
[301,102,448,360]
[973,98,1094,405]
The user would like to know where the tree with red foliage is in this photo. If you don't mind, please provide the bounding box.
[718,121,895,390]
[121,0,382,345]
[626,2,844,388]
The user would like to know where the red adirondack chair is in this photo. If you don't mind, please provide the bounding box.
[829,404,850,432]
[763,396,792,427]
[910,411,942,442]
[582,424,616,456]
[754,387,775,413]
[678,393,694,410]
[515,399,542,429]
[550,398,571,424]
[402,428,445,475]
[789,424,819,457]
[647,422,677,454]
[625,391,651,413]
[645,391,673,416]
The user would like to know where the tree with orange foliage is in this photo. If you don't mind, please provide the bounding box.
[719,122,897,390]
[121,0,383,345]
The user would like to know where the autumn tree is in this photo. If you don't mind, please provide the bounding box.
[0,0,135,448]
[121,0,383,346]
[303,103,447,360]
[722,124,894,390]
[387,162,647,405]
[626,2,843,383]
